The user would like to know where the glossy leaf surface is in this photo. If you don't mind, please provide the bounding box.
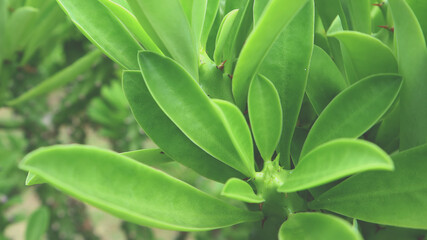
[25,172,45,186]
[253,0,269,25]
[232,0,310,109]
[56,0,142,69]
[248,74,282,161]
[343,0,370,33]
[306,45,347,114]
[311,144,427,229]
[221,178,264,203]
[279,213,363,240]
[128,0,198,78]
[200,0,220,48]
[8,50,102,106]
[300,74,402,157]
[389,0,427,150]
[214,9,239,65]
[121,149,173,166]
[98,0,162,54]
[329,31,398,84]
[138,52,254,176]
[123,71,244,183]
[20,145,262,231]
[278,139,393,193]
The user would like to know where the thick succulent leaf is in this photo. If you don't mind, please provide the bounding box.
[201,0,220,48]
[306,45,347,115]
[25,172,46,186]
[278,139,393,193]
[127,0,198,79]
[20,145,262,231]
[221,178,264,203]
[7,7,38,52]
[311,143,427,229]
[213,99,254,174]
[97,0,162,54]
[55,0,142,69]
[7,50,102,106]
[279,213,363,240]
[329,31,398,84]
[178,0,207,48]
[232,0,310,109]
[214,9,239,65]
[198,57,234,102]
[300,74,403,158]
[26,207,50,240]
[138,52,254,177]
[314,0,348,30]
[375,105,400,154]
[121,149,173,166]
[389,0,427,150]
[248,74,282,161]
[122,71,244,183]
[258,1,314,167]
[253,0,270,25]
[406,0,427,44]
[341,0,370,33]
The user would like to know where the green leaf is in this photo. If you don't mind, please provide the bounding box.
[279,213,363,240]
[375,104,400,154]
[311,143,427,230]
[122,71,244,183]
[257,1,314,167]
[7,50,102,106]
[214,9,239,65]
[406,0,427,45]
[120,149,173,166]
[128,0,198,79]
[0,0,7,69]
[138,51,254,177]
[198,56,234,102]
[221,178,264,203]
[278,139,393,193]
[253,0,270,25]
[232,0,310,109]
[7,6,38,52]
[26,207,50,240]
[97,0,162,54]
[56,0,142,69]
[329,31,398,84]
[314,0,348,30]
[20,145,262,231]
[389,0,427,150]
[201,0,220,49]
[248,74,282,161]
[300,74,403,158]
[306,45,347,115]
[290,128,308,166]
[179,0,207,49]
[341,0,370,33]
[25,172,46,186]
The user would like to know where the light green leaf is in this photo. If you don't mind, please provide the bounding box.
[120,149,173,166]
[138,52,254,177]
[232,0,310,109]
[0,0,7,69]
[128,0,198,79]
[20,145,262,231]
[389,0,427,150]
[198,56,234,102]
[221,178,264,203]
[201,0,220,49]
[25,172,46,186]
[253,0,270,25]
[341,0,371,33]
[329,31,398,84]
[122,71,244,183]
[315,0,348,30]
[7,50,102,106]
[406,0,427,45]
[98,0,162,54]
[7,7,38,52]
[300,74,402,158]
[278,139,393,193]
[26,207,50,240]
[279,213,363,240]
[257,1,314,167]
[56,0,142,69]
[306,45,347,115]
[248,74,282,161]
[311,143,427,230]
[214,9,239,65]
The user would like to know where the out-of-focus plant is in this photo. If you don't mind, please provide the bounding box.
[13,0,427,239]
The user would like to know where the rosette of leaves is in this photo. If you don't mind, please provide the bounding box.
[19,0,427,239]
